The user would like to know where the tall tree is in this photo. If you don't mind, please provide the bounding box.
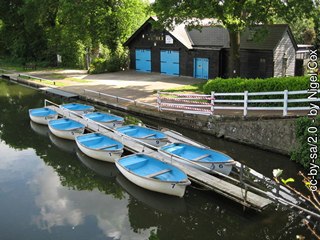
[0,0,148,67]
[152,0,315,77]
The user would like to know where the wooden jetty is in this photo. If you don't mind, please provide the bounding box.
[39,87,78,99]
[45,99,273,211]
[1,73,78,99]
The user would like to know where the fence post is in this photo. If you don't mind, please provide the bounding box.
[157,91,161,112]
[243,91,248,116]
[211,91,215,115]
[283,90,288,116]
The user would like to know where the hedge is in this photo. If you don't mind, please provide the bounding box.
[291,116,320,169]
[203,76,309,94]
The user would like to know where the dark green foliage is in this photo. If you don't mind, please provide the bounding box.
[89,58,107,74]
[202,76,309,107]
[89,47,129,74]
[291,116,320,169]
[203,76,309,94]
[0,0,148,68]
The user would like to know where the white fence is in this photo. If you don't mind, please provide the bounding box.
[157,91,214,115]
[158,90,320,116]
[83,88,319,116]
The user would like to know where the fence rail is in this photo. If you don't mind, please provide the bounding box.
[158,90,320,116]
[83,89,157,109]
[157,91,215,115]
[81,89,319,116]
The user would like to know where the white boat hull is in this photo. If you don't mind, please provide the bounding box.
[76,141,123,162]
[29,114,58,125]
[160,152,234,175]
[61,108,94,115]
[48,125,85,140]
[115,162,189,197]
[137,137,168,147]
[99,121,123,129]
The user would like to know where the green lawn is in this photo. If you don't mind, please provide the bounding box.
[159,82,205,93]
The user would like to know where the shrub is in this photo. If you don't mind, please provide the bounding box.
[88,46,129,74]
[291,116,320,169]
[89,58,107,74]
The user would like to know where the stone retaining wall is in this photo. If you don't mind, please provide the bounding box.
[83,96,297,155]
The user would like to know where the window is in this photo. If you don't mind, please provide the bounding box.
[247,30,256,41]
[259,58,267,77]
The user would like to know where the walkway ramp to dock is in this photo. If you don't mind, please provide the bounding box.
[40,87,78,99]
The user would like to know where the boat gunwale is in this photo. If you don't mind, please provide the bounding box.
[29,108,58,117]
[159,148,236,165]
[116,154,190,185]
[116,125,168,140]
[48,119,85,131]
[83,112,124,123]
[60,104,94,112]
[75,133,124,152]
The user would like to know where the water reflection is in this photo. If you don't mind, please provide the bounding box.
[49,131,78,153]
[30,121,50,137]
[30,165,155,239]
[117,174,187,214]
[0,79,313,239]
[76,150,119,178]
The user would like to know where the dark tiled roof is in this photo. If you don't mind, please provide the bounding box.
[240,25,291,50]
[187,27,229,48]
[125,17,296,51]
[187,25,294,50]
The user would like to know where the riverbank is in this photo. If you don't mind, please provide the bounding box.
[1,70,300,155]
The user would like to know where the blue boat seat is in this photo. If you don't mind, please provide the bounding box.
[141,133,157,139]
[96,144,118,150]
[145,169,172,178]
[79,137,102,143]
[122,159,148,170]
[193,154,210,161]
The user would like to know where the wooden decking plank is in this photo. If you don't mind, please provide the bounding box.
[148,152,272,210]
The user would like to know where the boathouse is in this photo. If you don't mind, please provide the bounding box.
[124,17,297,79]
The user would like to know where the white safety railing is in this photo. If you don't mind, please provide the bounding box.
[83,89,157,109]
[215,90,320,116]
[157,91,214,115]
[158,90,320,116]
[81,89,319,116]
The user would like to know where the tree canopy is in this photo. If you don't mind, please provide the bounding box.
[0,0,149,67]
[152,0,317,77]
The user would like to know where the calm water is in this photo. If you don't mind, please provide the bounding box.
[0,79,311,239]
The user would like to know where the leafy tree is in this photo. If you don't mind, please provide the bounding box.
[152,0,315,77]
[0,0,149,67]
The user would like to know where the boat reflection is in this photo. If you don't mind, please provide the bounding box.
[116,174,187,214]
[48,132,78,153]
[30,120,50,137]
[76,149,119,178]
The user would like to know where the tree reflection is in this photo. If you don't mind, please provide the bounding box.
[0,79,124,200]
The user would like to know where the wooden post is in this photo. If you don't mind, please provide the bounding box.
[157,91,161,112]
[243,91,248,116]
[283,90,288,116]
[211,91,215,115]
[240,163,244,185]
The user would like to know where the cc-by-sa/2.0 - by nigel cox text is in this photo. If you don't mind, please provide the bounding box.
[307,48,319,192]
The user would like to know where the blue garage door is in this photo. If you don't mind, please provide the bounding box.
[160,50,179,76]
[136,49,151,72]
[194,58,209,79]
